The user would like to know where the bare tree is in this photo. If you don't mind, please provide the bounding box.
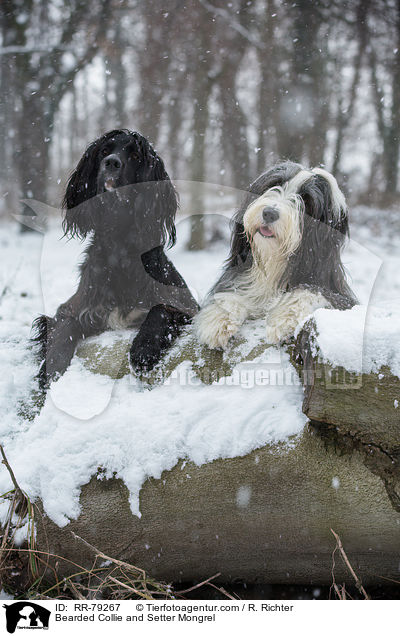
[0,0,110,228]
[1,0,399,228]
[332,0,371,175]
[368,0,400,202]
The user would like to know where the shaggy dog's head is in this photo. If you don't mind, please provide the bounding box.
[218,161,356,308]
[62,129,178,246]
[243,165,348,262]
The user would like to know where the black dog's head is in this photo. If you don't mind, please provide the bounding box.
[62,129,177,246]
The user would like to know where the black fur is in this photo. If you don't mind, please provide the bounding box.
[213,161,357,309]
[32,129,198,389]
[282,173,355,308]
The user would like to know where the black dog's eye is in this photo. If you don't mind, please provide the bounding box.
[125,142,140,160]
[101,148,109,157]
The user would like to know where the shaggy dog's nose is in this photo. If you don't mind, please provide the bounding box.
[262,207,279,224]
[103,154,122,172]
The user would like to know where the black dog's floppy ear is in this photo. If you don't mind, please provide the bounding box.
[62,139,101,238]
[144,144,178,249]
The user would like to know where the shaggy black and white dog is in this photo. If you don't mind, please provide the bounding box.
[33,129,198,388]
[194,161,357,349]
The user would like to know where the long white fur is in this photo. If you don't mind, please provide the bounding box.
[194,168,343,349]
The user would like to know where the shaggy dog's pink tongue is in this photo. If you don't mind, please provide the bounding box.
[259,225,275,237]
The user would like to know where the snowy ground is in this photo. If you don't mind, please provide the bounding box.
[0,205,400,527]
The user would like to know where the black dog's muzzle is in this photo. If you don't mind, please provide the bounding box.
[98,154,123,191]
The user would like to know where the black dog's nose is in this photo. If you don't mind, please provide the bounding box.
[262,207,279,224]
[103,154,122,171]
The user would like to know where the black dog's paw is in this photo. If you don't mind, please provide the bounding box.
[129,305,190,375]
[129,340,161,375]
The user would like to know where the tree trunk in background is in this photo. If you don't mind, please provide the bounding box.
[219,64,250,191]
[256,0,279,174]
[384,0,400,199]
[217,2,251,189]
[69,84,78,170]
[0,0,34,222]
[167,71,188,178]
[103,22,127,130]
[369,0,400,205]
[1,0,110,229]
[332,0,370,176]
[215,0,252,190]
[186,35,213,251]
[16,95,53,224]
[113,56,127,129]
[136,7,176,145]
[98,57,111,132]
[276,0,326,164]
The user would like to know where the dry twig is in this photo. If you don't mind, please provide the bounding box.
[330,528,370,600]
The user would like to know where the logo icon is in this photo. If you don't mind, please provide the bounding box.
[3,602,50,633]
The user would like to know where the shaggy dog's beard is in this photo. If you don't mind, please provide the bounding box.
[242,186,304,290]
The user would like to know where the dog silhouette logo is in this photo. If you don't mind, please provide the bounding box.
[3,602,50,633]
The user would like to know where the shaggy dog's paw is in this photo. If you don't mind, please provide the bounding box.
[205,318,239,349]
[194,304,240,349]
[265,322,291,345]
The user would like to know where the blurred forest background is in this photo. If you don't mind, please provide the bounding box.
[0,0,399,246]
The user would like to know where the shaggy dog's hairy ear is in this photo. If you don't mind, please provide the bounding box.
[301,174,349,235]
[62,139,101,239]
[283,174,355,306]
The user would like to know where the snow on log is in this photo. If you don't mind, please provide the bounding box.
[2,308,400,586]
[294,305,400,453]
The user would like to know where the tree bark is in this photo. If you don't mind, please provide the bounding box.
[368,0,400,203]
[332,0,370,175]
[186,13,214,251]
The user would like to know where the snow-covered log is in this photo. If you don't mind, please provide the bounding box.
[294,305,400,453]
[28,314,400,586]
[35,428,400,586]
[38,428,400,584]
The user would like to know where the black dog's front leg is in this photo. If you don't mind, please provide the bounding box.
[32,314,84,390]
[129,304,191,374]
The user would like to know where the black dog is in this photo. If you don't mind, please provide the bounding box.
[33,129,198,388]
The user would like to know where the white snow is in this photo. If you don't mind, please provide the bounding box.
[313,302,400,378]
[236,485,252,508]
[331,477,340,490]
[0,335,306,526]
[297,205,400,378]
[0,204,400,528]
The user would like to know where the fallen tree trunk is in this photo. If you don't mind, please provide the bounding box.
[28,321,400,587]
[294,319,400,453]
[35,424,400,586]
